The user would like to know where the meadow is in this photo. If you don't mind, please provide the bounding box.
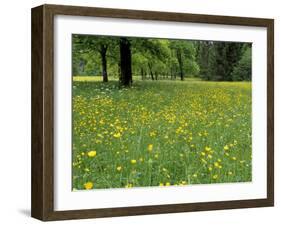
[72,78,252,190]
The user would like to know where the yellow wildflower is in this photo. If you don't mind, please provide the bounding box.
[113,132,121,138]
[116,166,122,171]
[84,182,94,190]
[130,159,137,164]
[147,144,153,152]
[181,181,187,185]
[87,150,97,157]
[125,183,133,188]
[214,162,219,168]
[205,146,211,152]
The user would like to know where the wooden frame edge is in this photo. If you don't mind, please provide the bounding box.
[266,19,274,206]
[31,5,44,220]
[31,5,55,221]
[41,198,272,221]
[31,4,274,221]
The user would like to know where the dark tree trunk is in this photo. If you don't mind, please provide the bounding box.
[148,63,154,80]
[118,61,121,79]
[179,65,184,81]
[176,50,184,81]
[119,38,132,86]
[100,45,108,82]
[141,67,145,80]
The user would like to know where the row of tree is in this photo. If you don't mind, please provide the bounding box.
[196,41,252,81]
[73,35,252,86]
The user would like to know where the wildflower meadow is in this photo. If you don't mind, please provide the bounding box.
[72,78,252,190]
[72,35,252,190]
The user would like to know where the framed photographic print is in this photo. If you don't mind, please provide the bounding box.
[31,4,274,221]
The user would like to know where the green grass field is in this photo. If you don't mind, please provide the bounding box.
[72,78,252,190]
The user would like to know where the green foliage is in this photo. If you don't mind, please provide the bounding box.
[72,35,119,79]
[195,41,212,80]
[169,40,198,80]
[231,47,252,81]
[184,55,200,76]
[196,41,250,81]
[72,35,251,82]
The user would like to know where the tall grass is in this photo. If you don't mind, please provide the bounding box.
[72,79,252,190]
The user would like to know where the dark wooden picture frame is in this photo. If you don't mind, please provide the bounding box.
[31,4,274,221]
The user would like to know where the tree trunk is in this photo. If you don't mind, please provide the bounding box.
[148,63,154,80]
[118,61,121,79]
[176,50,184,81]
[179,64,184,81]
[100,45,108,82]
[141,67,145,80]
[119,38,132,86]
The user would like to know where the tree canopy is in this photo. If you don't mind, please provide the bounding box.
[72,35,252,85]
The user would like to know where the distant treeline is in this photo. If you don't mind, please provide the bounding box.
[72,35,252,86]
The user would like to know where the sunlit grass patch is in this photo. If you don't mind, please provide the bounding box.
[73,76,103,82]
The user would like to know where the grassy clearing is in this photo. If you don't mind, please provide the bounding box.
[72,78,252,190]
[73,75,202,82]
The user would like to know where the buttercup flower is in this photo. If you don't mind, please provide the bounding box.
[130,159,137,164]
[84,182,94,190]
[87,150,97,157]
[113,132,121,138]
[147,144,153,152]
[212,175,218,179]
